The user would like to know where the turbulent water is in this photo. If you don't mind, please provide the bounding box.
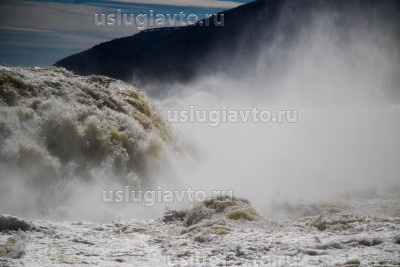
[0,63,399,266]
[0,66,180,219]
[1,192,400,266]
[1,1,400,265]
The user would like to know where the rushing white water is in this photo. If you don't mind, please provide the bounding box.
[0,66,181,220]
[0,2,399,266]
[1,1,399,223]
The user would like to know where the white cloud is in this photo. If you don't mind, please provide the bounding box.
[103,0,242,8]
[0,26,55,33]
[0,0,139,50]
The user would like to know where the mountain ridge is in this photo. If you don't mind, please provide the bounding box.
[54,0,399,92]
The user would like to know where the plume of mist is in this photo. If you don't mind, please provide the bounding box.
[154,0,400,213]
[1,1,399,221]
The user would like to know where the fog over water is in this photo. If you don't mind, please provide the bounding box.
[0,0,399,221]
[155,1,400,213]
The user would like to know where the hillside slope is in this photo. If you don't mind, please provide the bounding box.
[54,0,399,90]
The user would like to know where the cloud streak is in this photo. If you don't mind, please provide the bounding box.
[104,0,242,8]
[0,26,55,33]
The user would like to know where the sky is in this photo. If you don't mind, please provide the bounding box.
[0,0,251,67]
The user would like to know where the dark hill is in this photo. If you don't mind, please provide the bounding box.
[54,0,399,91]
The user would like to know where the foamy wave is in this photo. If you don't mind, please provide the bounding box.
[0,66,180,217]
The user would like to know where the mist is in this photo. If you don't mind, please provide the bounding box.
[154,1,400,214]
[2,2,400,266]
[0,0,399,222]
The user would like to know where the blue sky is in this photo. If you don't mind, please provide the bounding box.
[0,0,251,66]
